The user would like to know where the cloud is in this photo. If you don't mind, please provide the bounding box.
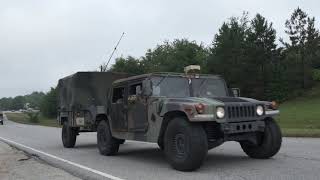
[0,0,319,97]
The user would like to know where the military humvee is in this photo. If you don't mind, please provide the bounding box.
[58,70,281,171]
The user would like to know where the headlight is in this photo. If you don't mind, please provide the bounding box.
[216,107,225,119]
[256,105,264,116]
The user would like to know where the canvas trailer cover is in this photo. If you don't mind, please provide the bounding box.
[58,72,131,111]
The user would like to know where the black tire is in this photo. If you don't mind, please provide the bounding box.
[0,121,3,125]
[117,139,126,144]
[62,121,77,148]
[240,119,282,159]
[97,120,119,156]
[164,117,208,171]
[158,142,164,150]
[208,140,223,151]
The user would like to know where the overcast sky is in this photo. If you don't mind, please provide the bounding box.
[0,0,319,98]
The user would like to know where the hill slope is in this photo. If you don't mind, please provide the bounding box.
[277,84,320,137]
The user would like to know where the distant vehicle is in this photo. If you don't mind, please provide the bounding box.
[57,69,281,171]
[0,111,4,125]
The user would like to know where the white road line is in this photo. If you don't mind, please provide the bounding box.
[0,136,125,180]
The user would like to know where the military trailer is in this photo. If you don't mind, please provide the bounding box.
[57,72,131,147]
[58,69,282,171]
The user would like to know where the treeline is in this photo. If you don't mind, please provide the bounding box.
[0,92,45,110]
[0,88,57,118]
[106,8,320,101]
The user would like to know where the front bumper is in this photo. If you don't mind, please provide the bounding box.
[220,120,265,134]
[190,114,215,121]
[205,120,265,144]
[265,110,280,116]
[189,109,279,123]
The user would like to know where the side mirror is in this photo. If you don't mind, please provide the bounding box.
[230,88,240,97]
[136,86,142,96]
[142,79,153,96]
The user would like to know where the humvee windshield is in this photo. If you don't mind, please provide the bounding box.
[192,78,227,97]
[152,76,190,97]
[151,76,228,98]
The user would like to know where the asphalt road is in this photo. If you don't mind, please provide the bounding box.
[0,117,320,180]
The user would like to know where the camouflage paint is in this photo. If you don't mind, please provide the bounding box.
[109,73,279,143]
[57,72,131,127]
[58,72,279,144]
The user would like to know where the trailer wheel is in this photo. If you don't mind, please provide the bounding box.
[97,120,119,156]
[62,121,77,148]
[240,119,282,159]
[164,117,208,171]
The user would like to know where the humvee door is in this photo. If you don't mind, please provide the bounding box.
[111,85,128,132]
[127,81,148,132]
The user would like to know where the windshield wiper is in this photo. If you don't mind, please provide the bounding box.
[199,79,208,91]
[155,74,169,87]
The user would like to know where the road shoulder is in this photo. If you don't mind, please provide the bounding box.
[0,141,80,180]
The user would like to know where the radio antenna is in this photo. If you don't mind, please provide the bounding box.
[104,32,125,70]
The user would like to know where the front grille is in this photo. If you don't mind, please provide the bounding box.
[227,105,256,119]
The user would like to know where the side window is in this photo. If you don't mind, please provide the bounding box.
[112,87,125,103]
[129,83,142,95]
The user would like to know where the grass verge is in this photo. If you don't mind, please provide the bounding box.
[281,128,320,137]
[276,84,320,137]
[5,113,60,128]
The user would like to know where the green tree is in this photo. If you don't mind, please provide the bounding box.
[40,87,57,118]
[11,96,25,110]
[24,92,45,109]
[207,13,249,94]
[0,97,13,110]
[281,7,320,89]
[0,92,45,110]
[207,13,286,100]
[246,14,280,99]
[110,56,145,75]
[142,39,208,73]
[109,39,208,74]
[305,16,320,80]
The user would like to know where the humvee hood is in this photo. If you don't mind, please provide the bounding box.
[210,97,249,103]
[166,97,224,106]
[165,96,263,105]
[209,97,263,103]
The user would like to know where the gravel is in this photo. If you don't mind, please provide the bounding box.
[0,141,81,180]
